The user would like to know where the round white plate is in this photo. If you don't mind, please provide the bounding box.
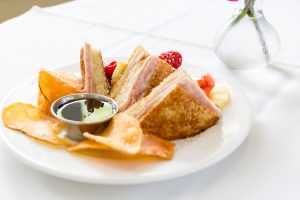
[0,60,252,185]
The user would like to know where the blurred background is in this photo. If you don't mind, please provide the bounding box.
[0,0,70,23]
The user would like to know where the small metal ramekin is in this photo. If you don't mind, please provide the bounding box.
[51,93,118,141]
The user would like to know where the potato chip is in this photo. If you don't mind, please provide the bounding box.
[68,139,110,152]
[38,69,82,103]
[83,113,143,155]
[2,102,66,145]
[69,134,174,160]
[37,89,51,115]
[139,134,174,159]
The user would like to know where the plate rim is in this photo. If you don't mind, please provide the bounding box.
[0,62,253,185]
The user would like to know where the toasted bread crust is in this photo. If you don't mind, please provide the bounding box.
[114,59,146,111]
[91,50,110,95]
[80,47,85,86]
[127,45,148,72]
[110,46,148,99]
[114,57,174,112]
[80,45,110,95]
[139,86,220,140]
[142,59,175,97]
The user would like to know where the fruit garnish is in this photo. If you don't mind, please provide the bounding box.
[197,74,215,96]
[104,61,117,80]
[210,85,230,109]
[111,61,128,86]
[159,51,182,69]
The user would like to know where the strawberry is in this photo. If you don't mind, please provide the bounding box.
[197,74,215,96]
[104,61,117,80]
[159,51,182,69]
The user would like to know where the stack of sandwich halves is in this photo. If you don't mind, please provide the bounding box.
[80,43,221,140]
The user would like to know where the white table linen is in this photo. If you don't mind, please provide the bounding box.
[0,0,299,199]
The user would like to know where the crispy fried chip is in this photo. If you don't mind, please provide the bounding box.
[83,113,143,155]
[2,103,66,145]
[68,139,110,152]
[69,134,174,159]
[37,90,51,114]
[38,69,82,103]
[139,134,174,159]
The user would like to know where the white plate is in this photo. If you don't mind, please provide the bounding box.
[0,60,252,185]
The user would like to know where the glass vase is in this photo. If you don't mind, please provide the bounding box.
[213,0,281,70]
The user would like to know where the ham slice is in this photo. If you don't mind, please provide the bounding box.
[117,56,159,111]
[82,43,94,93]
[110,46,149,99]
[178,77,221,117]
[131,56,159,103]
[80,43,110,95]
[115,55,175,112]
[128,69,221,119]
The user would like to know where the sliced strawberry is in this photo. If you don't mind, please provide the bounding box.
[159,51,182,69]
[104,61,117,80]
[197,74,215,96]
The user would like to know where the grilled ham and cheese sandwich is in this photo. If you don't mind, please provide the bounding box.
[80,43,110,95]
[110,46,149,99]
[126,69,221,140]
[113,55,175,112]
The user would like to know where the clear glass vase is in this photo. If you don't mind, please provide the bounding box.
[213,0,281,70]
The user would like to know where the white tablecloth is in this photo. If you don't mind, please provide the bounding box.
[0,0,299,199]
